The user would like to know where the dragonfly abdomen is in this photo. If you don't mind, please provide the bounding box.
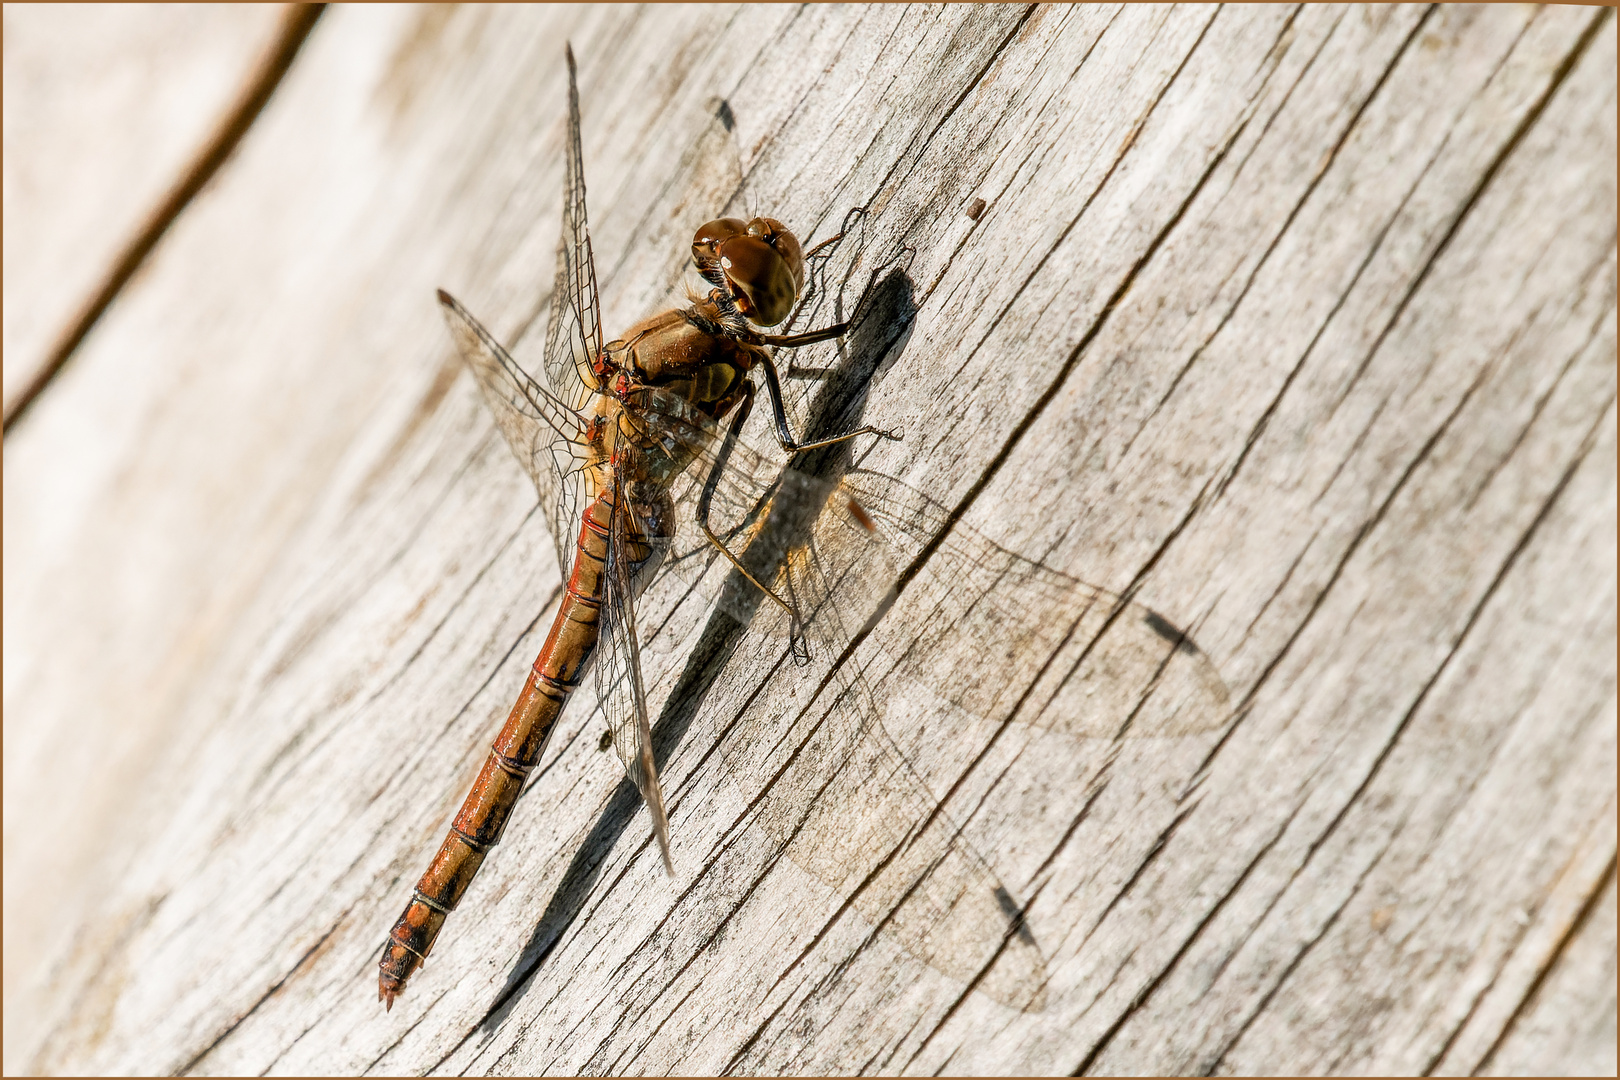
[378,489,623,1009]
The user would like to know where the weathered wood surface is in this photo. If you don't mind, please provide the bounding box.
[4,5,1614,1075]
[0,2,289,417]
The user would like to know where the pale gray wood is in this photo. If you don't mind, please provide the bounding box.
[0,2,288,415]
[3,5,1613,1075]
[1479,872,1617,1078]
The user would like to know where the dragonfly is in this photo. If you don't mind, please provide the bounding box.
[379,46,1231,1012]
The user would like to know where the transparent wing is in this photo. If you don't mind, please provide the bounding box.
[541,45,604,417]
[608,388,1230,1011]
[836,470,1231,742]
[622,388,1229,741]
[437,290,590,575]
[595,464,675,873]
[442,49,602,584]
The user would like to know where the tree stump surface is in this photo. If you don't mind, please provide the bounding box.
[0,2,289,416]
[4,5,1614,1075]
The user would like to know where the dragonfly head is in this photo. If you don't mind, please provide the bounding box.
[691,216,804,327]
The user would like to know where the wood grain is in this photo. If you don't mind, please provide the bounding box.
[3,5,1612,1074]
[0,3,290,417]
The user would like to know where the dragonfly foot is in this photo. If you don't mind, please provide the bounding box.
[789,624,813,666]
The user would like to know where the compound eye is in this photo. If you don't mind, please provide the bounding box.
[715,236,796,326]
[743,217,804,298]
[692,217,749,270]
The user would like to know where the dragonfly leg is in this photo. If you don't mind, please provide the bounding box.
[776,206,866,335]
[756,324,848,348]
[799,218,853,262]
[695,383,808,654]
[753,351,901,452]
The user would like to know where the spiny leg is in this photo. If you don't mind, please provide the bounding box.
[777,205,865,335]
[752,351,901,453]
[694,384,809,656]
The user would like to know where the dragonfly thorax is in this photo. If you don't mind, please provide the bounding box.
[602,304,766,423]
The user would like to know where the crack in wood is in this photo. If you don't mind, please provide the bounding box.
[175,912,347,1077]
[1467,849,1617,1077]
[3,4,327,434]
[1326,6,1612,422]
[1209,4,1438,507]
[1202,389,1613,1075]
[1462,247,1617,515]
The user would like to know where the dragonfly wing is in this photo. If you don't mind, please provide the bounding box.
[597,389,1229,1010]
[596,466,675,874]
[541,45,604,416]
[624,390,1230,742]
[734,484,1054,1012]
[761,651,1054,1012]
[613,390,1050,1007]
[441,52,604,581]
[437,290,590,579]
[722,472,1233,1012]
[838,470,1232,741]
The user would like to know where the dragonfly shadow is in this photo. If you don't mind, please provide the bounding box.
[480,269,916,1029]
